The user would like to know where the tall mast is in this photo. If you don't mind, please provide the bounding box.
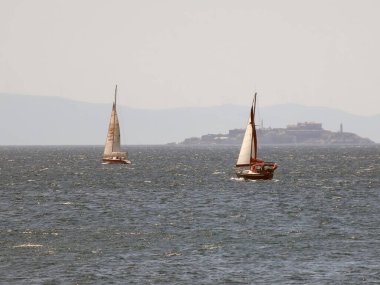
[252,92,257,162]
[248,93,257,164]
[249,99,254,163]
[112,84,118,152]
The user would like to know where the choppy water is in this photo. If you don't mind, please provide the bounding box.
[1,145,379,284]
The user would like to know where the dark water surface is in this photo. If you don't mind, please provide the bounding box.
[1,145,379,284]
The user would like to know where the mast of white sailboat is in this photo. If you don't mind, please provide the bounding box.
[249,95,254,163]
[251,92,257,163]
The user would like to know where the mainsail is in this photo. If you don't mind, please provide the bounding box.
[236,93,257,167]
[103,85,126,158]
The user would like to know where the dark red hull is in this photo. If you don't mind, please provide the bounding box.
[236,171,274,180]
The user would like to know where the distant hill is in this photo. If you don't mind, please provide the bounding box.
[0,94,379,145]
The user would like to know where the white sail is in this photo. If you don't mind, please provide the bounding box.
[103,85,127,159]
[236,94,257,167]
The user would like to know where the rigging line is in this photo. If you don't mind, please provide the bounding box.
[116,85,127,147]
[256,93,263,129]
[118,101,127,147]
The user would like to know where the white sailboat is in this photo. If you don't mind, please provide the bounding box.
[235,93,277,180]
[102,85,131,164]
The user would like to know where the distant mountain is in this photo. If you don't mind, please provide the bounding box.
[0,94,379,145]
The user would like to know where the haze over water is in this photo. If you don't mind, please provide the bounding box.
[1,145,379,284]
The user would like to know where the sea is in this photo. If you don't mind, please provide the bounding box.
[1,145,379,284]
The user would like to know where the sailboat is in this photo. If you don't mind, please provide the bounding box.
[102,85,131,164]
[235,93,277,180]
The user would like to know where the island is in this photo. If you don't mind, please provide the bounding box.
[181,122,374,145]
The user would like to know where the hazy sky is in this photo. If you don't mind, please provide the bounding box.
[1,0,379,115]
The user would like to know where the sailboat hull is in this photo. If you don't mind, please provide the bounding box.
[236,162,277,180]
[236,170,274,180]
[102,158,131,164]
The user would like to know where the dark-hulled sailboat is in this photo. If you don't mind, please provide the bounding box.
[102,85,131,164]
[235,93,277,180]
